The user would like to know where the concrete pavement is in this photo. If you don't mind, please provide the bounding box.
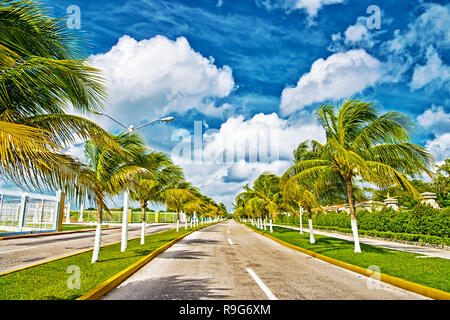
[103,220,427,300]
[0,223,176,274]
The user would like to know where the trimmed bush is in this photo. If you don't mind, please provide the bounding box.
[275,204,450,246]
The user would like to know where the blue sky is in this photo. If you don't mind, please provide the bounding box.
[35,0,450,209]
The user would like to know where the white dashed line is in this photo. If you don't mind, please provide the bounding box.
[228,238,233,245]
[246,268,278,300]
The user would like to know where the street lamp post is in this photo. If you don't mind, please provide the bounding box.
[95,112,174,252]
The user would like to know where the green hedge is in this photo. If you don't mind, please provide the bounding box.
[275,204,450,245]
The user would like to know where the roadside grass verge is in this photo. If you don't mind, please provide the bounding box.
[0,225,203,300]
[274,221,449,246]
[248,225,450,293]
[61,224,111,231]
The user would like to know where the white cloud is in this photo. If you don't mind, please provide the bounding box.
[294,0,344,17]
[280,49,384,115]
[417,106,450,163]
[256,0,344,17]
[410,47,450,91]
[171,112,325,210]
[344,24,369,42]
[386,4,450,54]
[417,105,450,136]
[88,35,235,128]
[382,3,450,84]
[425,133,450,163]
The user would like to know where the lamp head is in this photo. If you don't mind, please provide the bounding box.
[161,117,175,122]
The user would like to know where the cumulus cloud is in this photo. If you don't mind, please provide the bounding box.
[280,49,384,115]
[382,3,450,84]
[410,47,450,91]
[256,0,344,17]
[417,105,450,136]
[417,106,450,163]
[386,4,449,54]
[88,35,235,128]
[170,112,325,210]
[425,133,450,164]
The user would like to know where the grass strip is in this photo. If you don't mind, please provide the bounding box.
[61,224,111,231]
[0,225,206,300]
[248,225,450,293]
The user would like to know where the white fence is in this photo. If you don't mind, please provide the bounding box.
[0,189,62,233]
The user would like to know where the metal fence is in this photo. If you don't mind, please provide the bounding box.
[0,189,62,233]
[68,209,178,224]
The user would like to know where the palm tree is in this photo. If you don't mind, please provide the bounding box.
[0,0,114,198]
[284,98,434,252]
[162,181,198,222]
[81,132,149,263]
[129,152,184,243]
[281,178,322,243]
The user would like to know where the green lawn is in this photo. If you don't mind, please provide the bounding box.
[61,224,111,232]
[248,225,450,293]
[0,225,203,300]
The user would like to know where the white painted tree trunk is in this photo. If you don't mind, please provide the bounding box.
[121,190,129,252]
[78,203,84,222]
[140,222,146,245]
[299,207,304,234]
[269,219,273,233]
[91,222,102,263]
[263,218,267,230]
[65,202,71,223]
[185,218,187,230]
[351,219,361,253]
[308,219,315,244]
[176,219,179,232]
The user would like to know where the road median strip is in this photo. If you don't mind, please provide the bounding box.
[242,222,450,300]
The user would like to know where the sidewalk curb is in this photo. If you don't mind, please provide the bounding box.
[77,222,221,300]
[242,223,450,300]
[0,226,121,240]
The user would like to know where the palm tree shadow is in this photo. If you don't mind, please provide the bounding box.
[159,249,211,260]
[104,275,231,300]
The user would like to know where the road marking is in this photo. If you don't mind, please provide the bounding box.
[246,268,277,300]
[227,229,230,234]
[0,247,36,255]
[228,238,233,245]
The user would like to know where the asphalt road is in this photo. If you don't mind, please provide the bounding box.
[0,223,175,274]
[103,220,427,300]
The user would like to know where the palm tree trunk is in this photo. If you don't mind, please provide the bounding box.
[91,201,103,263]
[346,178,361,253]
[140,205,146,245]
[307,209,315,244]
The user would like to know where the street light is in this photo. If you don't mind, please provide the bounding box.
[95,112,175,252]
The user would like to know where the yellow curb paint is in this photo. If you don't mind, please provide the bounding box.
[0,227,175,277]
[77,222,220,300]
[242,223,450,301]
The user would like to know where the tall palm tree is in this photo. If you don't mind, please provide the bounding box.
[0,0,114,198]
[162,181,198,222]
[281,178,321,243]
[235,173,282,225]
[81,132,149,263]
[284,98,434,252]
[129,152,184,243]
